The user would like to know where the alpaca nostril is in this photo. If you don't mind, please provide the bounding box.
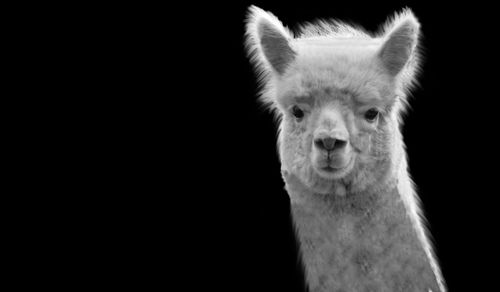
[334,139,347,150]
[314,137,347,152]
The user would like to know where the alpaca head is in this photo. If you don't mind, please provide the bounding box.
[245,6,421,195]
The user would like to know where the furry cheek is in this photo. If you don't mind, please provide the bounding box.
[351,128,373,155]
[281,117,311,172]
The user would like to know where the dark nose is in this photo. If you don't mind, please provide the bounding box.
[314,137,347,152]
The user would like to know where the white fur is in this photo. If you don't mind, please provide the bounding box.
[245,6,422,112]
[245,5,445,291]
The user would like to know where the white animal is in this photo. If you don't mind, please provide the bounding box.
[245,5,446,292]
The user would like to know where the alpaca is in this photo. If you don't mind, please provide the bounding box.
[245,6,446,292]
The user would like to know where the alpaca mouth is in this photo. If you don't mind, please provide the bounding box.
[321,165,337,172]
[320,164,346,173]
[315,156,354,178]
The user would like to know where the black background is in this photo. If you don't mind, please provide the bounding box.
[37,0,498,291]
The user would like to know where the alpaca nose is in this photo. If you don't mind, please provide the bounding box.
[314,137,347,152]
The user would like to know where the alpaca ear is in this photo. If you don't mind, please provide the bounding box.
[245,6,296,75]
[378,10,420,76]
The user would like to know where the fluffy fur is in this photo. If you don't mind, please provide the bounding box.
[245,5,445,291]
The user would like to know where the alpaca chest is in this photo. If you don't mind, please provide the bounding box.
[291,197,440,292]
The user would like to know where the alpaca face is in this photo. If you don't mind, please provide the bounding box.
[276,67,397,194]
[281,91,359,182]
[246,6,420,194]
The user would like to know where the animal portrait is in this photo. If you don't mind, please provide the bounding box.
[245,5,446,291]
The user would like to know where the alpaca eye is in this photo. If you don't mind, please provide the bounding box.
[291,105,304,119]
[364,108,379,122]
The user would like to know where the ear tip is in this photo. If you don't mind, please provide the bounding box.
[246,5,274,24]
[246,5,265,30]
[245,6,292,41]
[247,5,264,17]
[246,6,284,28]
[382,7,421,41]
[397,7,421,30]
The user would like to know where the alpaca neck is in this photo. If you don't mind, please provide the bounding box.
[289,175,442,292]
